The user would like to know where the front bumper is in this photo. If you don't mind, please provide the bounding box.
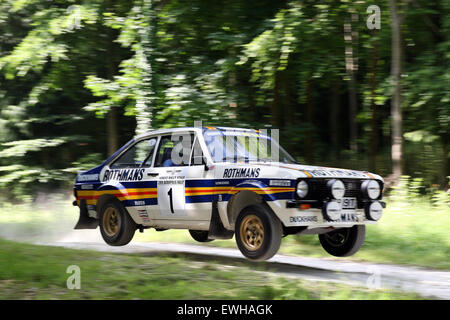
[286,199,386,209]
[270,199,386,227]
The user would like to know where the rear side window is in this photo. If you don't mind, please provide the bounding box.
[110,138,157,169]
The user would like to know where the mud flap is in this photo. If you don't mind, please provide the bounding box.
[208,200,234,240]
[74,199,98,229]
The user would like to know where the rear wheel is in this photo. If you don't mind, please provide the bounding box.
[189,230,213,242]
[318,225,365,257]
[99,198,136,246]
[235,204,282,261]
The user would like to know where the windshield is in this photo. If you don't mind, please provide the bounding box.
[202,130,297,164]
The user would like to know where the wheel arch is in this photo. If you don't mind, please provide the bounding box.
[96,194,117,216]
[95,183,128,216]
[226,181,279,229]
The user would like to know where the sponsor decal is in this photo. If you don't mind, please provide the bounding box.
[269,179,291,187]
[223,168,260,178]
[308,169,367,178]
[138,209,150,222]
[290,216,318,223]
[215,180,230,185]
[103,169,145,182]
[158,175,185,185]
[81,184,94,190]
[77,174,99,182]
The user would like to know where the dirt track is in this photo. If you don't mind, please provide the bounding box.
[38,235,450,300]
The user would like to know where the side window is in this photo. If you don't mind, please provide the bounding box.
[190,137,204,166]
[155,134,194,167]
[110,138,157,169]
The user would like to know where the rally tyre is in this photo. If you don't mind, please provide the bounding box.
[189,230,214,242]
[99,198,137,246]
[235,204,283,261]
[318,225,365,257]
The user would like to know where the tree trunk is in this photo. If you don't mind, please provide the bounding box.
[442,134,449,189]
[389,0,404,183]
[135,0,155,135]
[106,0,118,155]
[329,78,341,163]
[306,79,314,163]
[283,71,294,127]
[344,13,359,154]
[270,71,281,128]
[107,107,118,156]
[369,32,379,172]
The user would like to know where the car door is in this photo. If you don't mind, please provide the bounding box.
[146,133,190,222]
[149,132,211,227]
[100,136,158,225]
[184,135,214,222]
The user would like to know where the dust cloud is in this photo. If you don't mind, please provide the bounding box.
[0,191,102,244]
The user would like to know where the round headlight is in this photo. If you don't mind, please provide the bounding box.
[362,180,381,200]
[296,180,309,199]
[365,201,383,221]
[323,201,341,221]
[328,179,345,200]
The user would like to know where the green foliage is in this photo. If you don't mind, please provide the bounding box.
[0,138,68,157]
[0,0,449,196]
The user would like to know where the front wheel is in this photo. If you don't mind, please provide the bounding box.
[235,204,283,261]
[99,198,136,246]
[318,225,365,257]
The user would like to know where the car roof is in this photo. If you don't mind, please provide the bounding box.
[134,126,260,140]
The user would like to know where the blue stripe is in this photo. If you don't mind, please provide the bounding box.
[122,198,158,206]
[78,178,295,207]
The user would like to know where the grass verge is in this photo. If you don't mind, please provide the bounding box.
[0,238,421,300]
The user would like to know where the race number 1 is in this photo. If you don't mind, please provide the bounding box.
[167,188,174,214]
[157,177,186,216]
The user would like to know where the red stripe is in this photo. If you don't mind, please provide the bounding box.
[77,190,157,200]
[120,191,157,196]
[77,187,294,200]
[186,189,231,193]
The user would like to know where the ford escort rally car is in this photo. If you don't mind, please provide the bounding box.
[73,126,385,260]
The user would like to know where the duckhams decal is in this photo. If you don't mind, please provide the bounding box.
[223,168,260,178]
[103,168,145,182]
[290,216,318,223]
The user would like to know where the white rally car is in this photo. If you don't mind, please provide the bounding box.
[73,127,385,260]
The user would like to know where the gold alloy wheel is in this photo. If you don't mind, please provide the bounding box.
[239,214,265,251]
[103,207,121,237]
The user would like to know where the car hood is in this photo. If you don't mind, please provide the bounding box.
[257,162,383,181]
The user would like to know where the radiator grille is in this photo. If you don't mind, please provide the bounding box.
[304,179,363,200]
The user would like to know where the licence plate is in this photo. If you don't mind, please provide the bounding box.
[341,197,356,209]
